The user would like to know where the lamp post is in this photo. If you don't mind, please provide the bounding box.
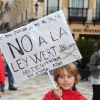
[35,2,39,16]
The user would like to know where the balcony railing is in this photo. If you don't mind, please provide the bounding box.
[68,8,88,25]
[92,9,100,25]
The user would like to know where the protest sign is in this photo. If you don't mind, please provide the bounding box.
[27,10,82,70]
[0,26,61,82]
[0,10,81,82]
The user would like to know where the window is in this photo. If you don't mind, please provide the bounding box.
[96,0,100,19]
[47,0,59,15]
[68,0,88,17]
[69,0,88,8]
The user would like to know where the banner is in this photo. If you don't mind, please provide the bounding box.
[0,10,81,82]
[0,26,61,82]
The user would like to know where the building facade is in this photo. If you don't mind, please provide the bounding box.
[0,0,100,40]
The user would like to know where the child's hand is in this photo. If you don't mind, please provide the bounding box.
[53,86,62,98]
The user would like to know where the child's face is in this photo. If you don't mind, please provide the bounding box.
[57,68,75,90]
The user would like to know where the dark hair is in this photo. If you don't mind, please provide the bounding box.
[95,40,100,51]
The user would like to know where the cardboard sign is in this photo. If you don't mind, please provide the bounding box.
[0,10,81,82]
[0,26,61,82]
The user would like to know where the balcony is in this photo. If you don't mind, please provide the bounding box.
[68,8,88,25]
[92,9,100,25]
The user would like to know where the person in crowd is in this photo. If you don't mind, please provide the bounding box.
[0,51,5,87]
[0,50,17,92]
[88,40,100,100]
[42,63,87,100]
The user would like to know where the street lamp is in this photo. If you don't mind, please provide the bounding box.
[35,2,39,16]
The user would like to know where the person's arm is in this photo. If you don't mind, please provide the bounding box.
[88,53,99,71]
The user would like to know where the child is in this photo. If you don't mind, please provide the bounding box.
[42,63,87,100]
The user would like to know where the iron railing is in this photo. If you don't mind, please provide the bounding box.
[92,9,100,21]
[68,8,88,20]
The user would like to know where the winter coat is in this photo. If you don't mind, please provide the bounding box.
[88,51,100,79]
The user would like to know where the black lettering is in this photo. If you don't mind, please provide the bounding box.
[21,35,33,52]
[7,38,24,58]
[53,62,63,68]
[45,49,51,57]
[39,36,48,46]
[5,34,12,38]
[59,44,66,52]
[35,65,41,70]
[42,20,47,24]
[22,27,27,32]
[48,17,56,22]
[50,46,57,56]
[36,68,46,75]
[29,26,33,30]
[22,57,28,67]
[60,27,68,38]
[41,51,49,60]
[16,59,25,70]
[72,29,82,32]
[22,69,30,75]
[29,53,42,64]
[40,64,44,67]
[50,32,59,41]
[30,67,35,72]
[34,23,40,26]
[27,73,34,78]
[11,63,19,72]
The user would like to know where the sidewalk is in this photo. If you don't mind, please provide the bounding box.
[0,74,92,100]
